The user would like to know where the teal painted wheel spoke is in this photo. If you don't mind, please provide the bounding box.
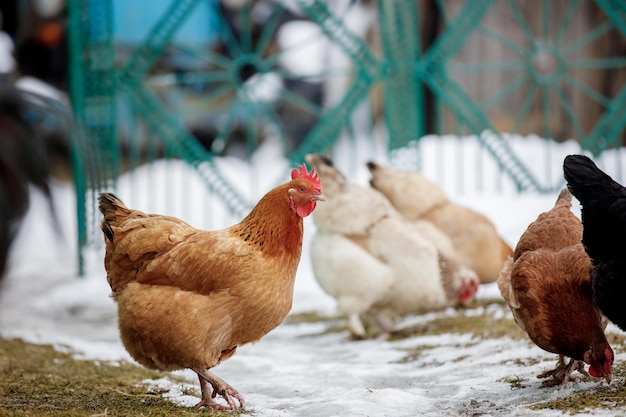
[238,2,253,53]
[147,71,231,87]
[175,44,233,70]
[478,26,528,56]
[450,60,526,73]
[434,0,449,25]
[263,105,289,150]
[562,73,612,107]
[479,74,528,109]
[541,0,550,41]
[187,83,234,112]
[514,82,539,132]
[244,104,261,154]
[180,71,230,85]
[541,87,551,139]
[277,87,323,117]
[211,99,241,153]
[216,5,243,58]
[567,57,626,70]
[562,21,613,56]
[197,50,238,71]
[506,0,536,46]
[254,6,287,56]
[556,0,581,46]
[272,67,352,82]
[554,83,586,140]
[256,53,280,71]
[585,87,626,153]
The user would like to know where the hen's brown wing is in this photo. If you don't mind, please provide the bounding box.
[137,229,264,294]
[509,245,598,358]
[104,210,262,295]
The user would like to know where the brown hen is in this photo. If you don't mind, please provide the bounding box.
[497,188,613,386]
[98,164,324,410]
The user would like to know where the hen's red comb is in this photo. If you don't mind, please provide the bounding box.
[291,163,321,191]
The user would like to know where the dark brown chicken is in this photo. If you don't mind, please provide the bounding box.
[497,188,613,386]
[98,164,324,410]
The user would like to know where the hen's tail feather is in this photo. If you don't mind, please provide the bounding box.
[555,187,572,205]
[98,192,129,242]
[563,155,626,205]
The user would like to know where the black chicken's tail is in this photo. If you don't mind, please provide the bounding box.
[563,154,626,207]
[98,192,129,242]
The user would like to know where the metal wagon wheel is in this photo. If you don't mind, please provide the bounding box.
[431,0,626,190]
[145,0,378,163]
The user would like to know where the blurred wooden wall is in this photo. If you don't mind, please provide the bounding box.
[439,0,626,142]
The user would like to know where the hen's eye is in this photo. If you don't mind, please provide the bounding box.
[299,187,305,193]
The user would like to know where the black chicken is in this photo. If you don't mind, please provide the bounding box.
[0,84,60,277]
[563,154,626,331]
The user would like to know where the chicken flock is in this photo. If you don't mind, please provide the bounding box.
[97,152,626,409]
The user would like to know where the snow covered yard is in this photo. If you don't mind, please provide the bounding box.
[2,136,626,416]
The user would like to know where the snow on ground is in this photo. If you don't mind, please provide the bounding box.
[2,135,626,416]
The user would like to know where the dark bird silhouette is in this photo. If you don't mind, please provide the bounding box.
[563,154,626,332]
[0,85,67,277]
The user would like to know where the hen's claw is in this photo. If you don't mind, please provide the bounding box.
[537,356,587,387]
[195,398,230,411]
[193,367,246,410]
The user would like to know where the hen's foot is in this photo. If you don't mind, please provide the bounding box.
[537,356,587,387]
[194,398,231,411]
[193,367,245,410]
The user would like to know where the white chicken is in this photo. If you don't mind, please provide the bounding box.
[306,154,479,338]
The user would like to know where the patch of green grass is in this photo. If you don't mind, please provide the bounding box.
[285,311,351,338]
[506,357,541,367]
[285,311,333,324]
[0,338,241,417]
[465,297,508,309]
[388,302,525,341]
[288,299,521,342]
[497,375,529,390]
[606,332,626,354]
[393,345,440,364]
[452,354,471,363]
[423,312,522,339]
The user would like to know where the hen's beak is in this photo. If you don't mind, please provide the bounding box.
[588,364,612,384]
[312,192,326,202]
